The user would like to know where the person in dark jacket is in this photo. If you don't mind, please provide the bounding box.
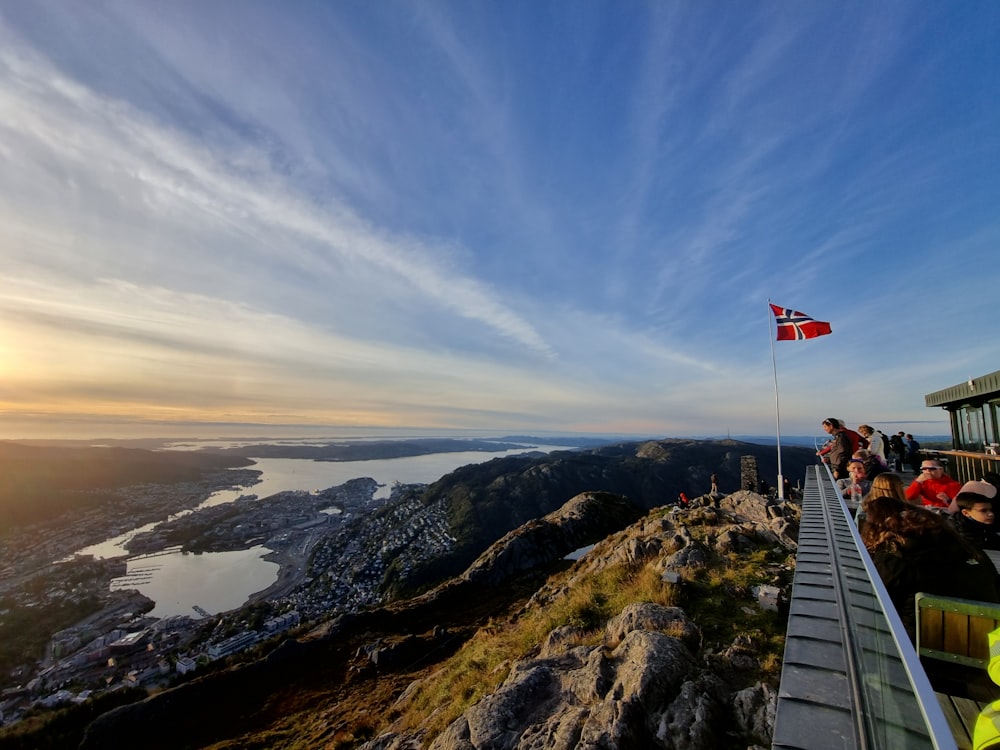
[905,434,922,475]
[817,418,852,479]
[889,432,907,471]
[951,480,1000,552]
[860,494,1000,641]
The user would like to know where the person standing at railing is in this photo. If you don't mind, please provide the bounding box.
[858,425,886,462]
[889,432,908,472]
[906,434,922,475]
[843,422,867,454]
[904,459,962,513]
[817,418,852,479]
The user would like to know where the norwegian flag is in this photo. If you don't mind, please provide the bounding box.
[769,303,832,341]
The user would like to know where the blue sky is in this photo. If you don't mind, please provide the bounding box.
[0,1,997,440]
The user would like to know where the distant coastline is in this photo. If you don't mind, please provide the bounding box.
[1,432,953,452]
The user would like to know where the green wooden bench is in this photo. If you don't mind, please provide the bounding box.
[916,593,1000,748]
[916,593,1000,671]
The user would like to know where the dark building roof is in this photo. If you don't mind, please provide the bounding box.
[926,370,1000,409]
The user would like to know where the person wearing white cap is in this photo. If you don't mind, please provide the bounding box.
[952,480,1000,552]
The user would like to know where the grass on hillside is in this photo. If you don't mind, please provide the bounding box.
[386,531,789,742]
[684,548,788,675]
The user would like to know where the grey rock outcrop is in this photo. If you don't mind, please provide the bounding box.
[426,613,705,750]
[718,490,798,547]
[365,491,799,750]
[732,682,778,745]
[461,491,643,586]
[369,606,729,750]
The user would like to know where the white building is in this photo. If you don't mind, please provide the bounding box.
[175,656,197,675]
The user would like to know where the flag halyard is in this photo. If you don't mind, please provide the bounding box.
[769,303,832,341]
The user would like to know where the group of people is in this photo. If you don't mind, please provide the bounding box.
[860,472,1000,639]
[858,474,1000,639]
[817,418,922,480]
[816,417,1000,640]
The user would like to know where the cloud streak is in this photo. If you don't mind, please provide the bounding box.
[0,2,995,440]
[0,28,556,362]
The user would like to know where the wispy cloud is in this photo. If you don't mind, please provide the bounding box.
[0,3,996,439]
[0,28,556,362]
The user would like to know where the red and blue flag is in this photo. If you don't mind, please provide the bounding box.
[769,303,832,341]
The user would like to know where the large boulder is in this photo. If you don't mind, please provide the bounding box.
[427,616,703,750]
[718,490,799,547]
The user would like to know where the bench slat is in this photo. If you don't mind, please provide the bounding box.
[944,610,972,658]
[970,616,998,661]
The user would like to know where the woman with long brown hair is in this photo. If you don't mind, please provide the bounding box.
[859,494,1000,639]
[863,473,906,503]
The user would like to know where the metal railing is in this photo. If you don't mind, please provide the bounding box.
[773,465,956,749]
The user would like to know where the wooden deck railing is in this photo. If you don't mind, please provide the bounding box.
[921,450,1000,485]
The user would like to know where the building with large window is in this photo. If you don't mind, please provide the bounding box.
[924,369,1000,483]
[925,369,1000,451]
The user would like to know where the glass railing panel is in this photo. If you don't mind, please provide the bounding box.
[817,466,955,749]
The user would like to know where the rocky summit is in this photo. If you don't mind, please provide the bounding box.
[361,490,796,750]
[75,486,799,750]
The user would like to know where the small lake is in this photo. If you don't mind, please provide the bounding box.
[80,442,572,618]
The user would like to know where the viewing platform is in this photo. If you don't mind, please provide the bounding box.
[773,465,995,750]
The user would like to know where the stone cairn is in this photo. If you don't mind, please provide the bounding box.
[741,455,759,493]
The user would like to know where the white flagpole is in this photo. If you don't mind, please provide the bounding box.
[768,299,785,499]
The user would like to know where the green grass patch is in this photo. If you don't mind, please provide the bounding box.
[388,536,789,741]
[391,562,679,738]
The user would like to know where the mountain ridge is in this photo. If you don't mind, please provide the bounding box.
[2,438,809,749]
[392,438,813,594]
[75,487,796,750]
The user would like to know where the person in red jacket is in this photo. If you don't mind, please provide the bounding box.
[904,459,962,512]
[843,425,867,454]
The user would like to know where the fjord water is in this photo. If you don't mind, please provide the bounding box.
[84,442,571,618]
[200,448,562,506]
